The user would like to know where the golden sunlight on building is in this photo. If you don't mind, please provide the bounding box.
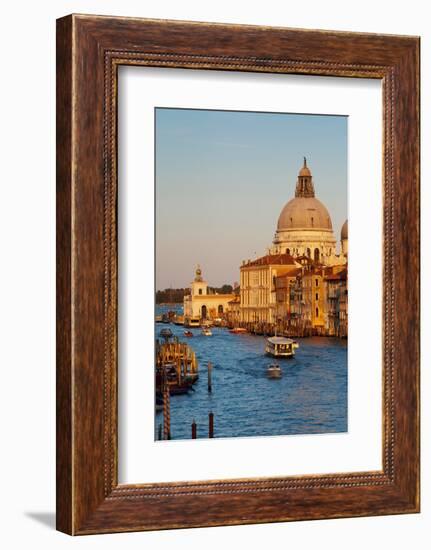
[240,254,299,325]
[183,266,236,324]
[238,159,348,337]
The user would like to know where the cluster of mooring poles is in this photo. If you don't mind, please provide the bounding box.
[158,360,216,440]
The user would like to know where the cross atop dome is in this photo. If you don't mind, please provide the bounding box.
[295,157,314,197]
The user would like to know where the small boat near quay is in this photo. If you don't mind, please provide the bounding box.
[184,316,200,328]
[229,327,247,334]
[201,326,212,336]
[173,315,184,325]
[265,336,298,358]
[159,328,173,340]
[184,330,194,338]
[267,363,282,378]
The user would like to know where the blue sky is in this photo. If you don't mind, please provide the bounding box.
[155,108,347,290]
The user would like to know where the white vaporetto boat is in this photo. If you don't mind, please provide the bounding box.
[265,336,298,358]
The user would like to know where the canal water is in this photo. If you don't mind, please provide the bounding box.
[155,306,347,440]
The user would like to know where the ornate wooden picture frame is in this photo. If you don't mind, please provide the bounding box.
[56,14,420,534]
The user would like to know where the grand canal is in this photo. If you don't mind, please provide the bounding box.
[155,307,347,440]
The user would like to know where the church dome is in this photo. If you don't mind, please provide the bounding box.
[299,165,311,177]
[341,219,348,240]
[277,197,333,231]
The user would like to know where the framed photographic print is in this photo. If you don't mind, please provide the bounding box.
[56,14,420,534]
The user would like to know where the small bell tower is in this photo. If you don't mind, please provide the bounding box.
[191,265,208,296]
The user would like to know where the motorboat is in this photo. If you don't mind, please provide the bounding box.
[229,327,247,334]
[267,363,282,378]
[184,317,200,328]
[201,326,212,336]
[265,336,298,357]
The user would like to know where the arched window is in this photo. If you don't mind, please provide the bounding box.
[201,305,207,319]
[218,305,223,315]
[198,288,203,295]
[306,248,311,258]
[314,248,320,262]
[286,248,290,255]
[316,307,319,317]
[311,216,314,227]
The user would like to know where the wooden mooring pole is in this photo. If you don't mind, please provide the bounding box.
[163,374,171,440]
[191,419,197,439]
[207,361,212,393]
[209,412,214,438]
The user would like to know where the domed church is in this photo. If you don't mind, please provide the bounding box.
[272,158,337,265]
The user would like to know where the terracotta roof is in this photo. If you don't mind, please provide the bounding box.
[275,269,302,281]
[324,268,347,281]
[241,253,297,268]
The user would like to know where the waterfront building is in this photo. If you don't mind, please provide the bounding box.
[225,295,241,327]
[278,263,325,336]
[301,264,325,334]
[239,253,299,325]
[322,222,348,337]
[183,266,235,321]
[274,268,301,328]
[323,266,348,337]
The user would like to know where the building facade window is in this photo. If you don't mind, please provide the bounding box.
[316,307,319,317]
[198,288,203,295]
